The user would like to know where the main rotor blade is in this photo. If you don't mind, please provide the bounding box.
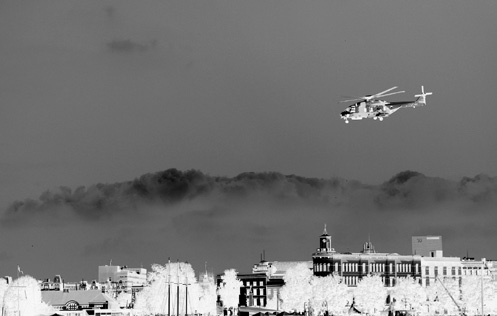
[339,98,363,103]
[373,86,398,97]
[376,90,405,98]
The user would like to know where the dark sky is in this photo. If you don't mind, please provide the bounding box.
[0,1,496,281]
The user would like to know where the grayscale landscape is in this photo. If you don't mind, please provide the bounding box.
[1,0,496,285]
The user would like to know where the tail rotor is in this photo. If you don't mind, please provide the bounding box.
[414,86,433,105]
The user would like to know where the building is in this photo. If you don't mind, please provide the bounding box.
[251,259,312,309]
[232,226,495,312]
[461,257,492,277]
[419,256,462,287]
[238,273,268,307]
[412,236,443,257]
[41,275,65,291]
[41,289,120,312]
[217,259,312,310]
[312,225,422,287]
[98,265,147,291]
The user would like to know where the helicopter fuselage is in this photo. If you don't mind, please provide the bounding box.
[339,86,432,123]
[341,99,424,123]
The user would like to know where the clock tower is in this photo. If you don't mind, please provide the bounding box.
[318,224,334,253]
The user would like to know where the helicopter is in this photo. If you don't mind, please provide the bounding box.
[340,86,433,123]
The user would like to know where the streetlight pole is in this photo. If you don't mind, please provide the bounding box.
[177,261,180,316]
[481,259,485,316]
[185,274,188,316]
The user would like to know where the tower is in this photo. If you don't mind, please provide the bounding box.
[318,224,334,253]
[412,235,443,257]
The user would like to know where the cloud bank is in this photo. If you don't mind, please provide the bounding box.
[1,169,496,281]
[4,169,495,221]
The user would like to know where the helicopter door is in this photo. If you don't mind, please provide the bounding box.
[358,102,367,114]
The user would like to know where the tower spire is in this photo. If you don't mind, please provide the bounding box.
[318,223,334,253]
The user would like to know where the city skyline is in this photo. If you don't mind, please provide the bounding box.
[1,1,496,282]
[2,168,496,281]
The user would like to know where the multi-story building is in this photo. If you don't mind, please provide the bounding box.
[412,235,443,257]
[312,226,422,287]
[238,273,268,307]
[98,265,147,291]
[218,258,312,310]
[312,226,496,289]
[419,256,462,287]
[247,259,312,309]
[41,289,120,313]
[461,257,492,277]
[41,275,65,291]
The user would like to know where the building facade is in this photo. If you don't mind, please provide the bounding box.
[412,235,443,257]
[419,256,462,287]
[238,273,268,307]
[41,289,120,312]
[312,226,422,287]
[98,265,147,291]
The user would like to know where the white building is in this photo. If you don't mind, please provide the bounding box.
[419,256,462,287]
[98,265,147,291]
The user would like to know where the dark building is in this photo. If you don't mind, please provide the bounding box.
[312,225,422,286]
[412,235,443,257]
[238,273,268,307]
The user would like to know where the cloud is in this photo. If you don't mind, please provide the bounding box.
[3,169,497,226]
[2,169,497,280]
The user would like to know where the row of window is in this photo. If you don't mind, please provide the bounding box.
[246,288,265,296]
[243,280,264,287]
[424,266,462,277]
[314,262,419,274]
[462,267,487,276]
[341,276,417,287]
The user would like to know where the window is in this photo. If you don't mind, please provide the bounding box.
[451,267,456,276]
[65,301,79,311]
[425,266,429,276]
[443,267,447,276]
[434,267,438,277]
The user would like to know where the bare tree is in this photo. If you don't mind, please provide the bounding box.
[280,263,313,312]
[310,274,350,315]
[353,274,387,316]
[3,276,53,316]
[391,276,426,313]
[218,269,242,310]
